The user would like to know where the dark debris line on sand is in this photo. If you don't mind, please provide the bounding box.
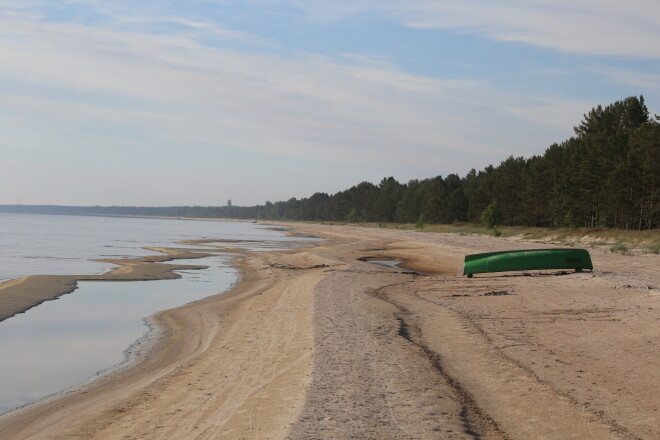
[288,259,497,440]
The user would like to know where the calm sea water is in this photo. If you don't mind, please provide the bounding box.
[0,213,311,282]
[0,213,317,415]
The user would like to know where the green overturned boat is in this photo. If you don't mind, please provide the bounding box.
[463,248,593,277]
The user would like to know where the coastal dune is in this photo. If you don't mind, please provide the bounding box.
[0,224,658,439]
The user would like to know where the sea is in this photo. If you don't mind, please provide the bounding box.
[0,213,316,415]
[0,212,310,282]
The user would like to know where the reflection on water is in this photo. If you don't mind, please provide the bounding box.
[363,258,425,274]
[0,256,236,415]
[366,259,403,269]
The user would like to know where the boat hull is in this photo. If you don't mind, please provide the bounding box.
[463,248,593,276]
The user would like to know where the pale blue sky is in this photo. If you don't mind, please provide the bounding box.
[1,0,658,206]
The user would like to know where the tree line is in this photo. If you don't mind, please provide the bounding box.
[257,95,659,230]
[2,96,657,229]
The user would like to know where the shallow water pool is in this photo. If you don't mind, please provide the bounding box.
[0,256,236,414]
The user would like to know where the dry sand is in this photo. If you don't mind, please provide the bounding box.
[0,223,658,439]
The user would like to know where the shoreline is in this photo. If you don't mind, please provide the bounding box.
[1,313,164,419]
[0,222,310,424]
[0,251,246,419]
[0,244,250,419]
[0,237,317,439]
[1,223,658,439]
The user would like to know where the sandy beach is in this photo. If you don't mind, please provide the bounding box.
[0,223,658,439]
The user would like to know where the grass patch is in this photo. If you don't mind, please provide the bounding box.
[643,244,660,254]
[308,220,659,252]
[610,243,630,254]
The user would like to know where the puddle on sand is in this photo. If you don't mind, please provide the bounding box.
[359,257,425,274]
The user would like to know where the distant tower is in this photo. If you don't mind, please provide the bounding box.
[227,198,232,207]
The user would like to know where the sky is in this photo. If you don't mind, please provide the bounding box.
[1,0,658,206]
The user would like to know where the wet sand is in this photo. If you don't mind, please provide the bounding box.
[0,223,658,439]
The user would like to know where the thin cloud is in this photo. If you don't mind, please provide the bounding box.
[0,12,585,161]
[394,0,660,59]
[245,0,660,59]
[0,7,594,205]
[4,1,660,59]
[590,64,660,90]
